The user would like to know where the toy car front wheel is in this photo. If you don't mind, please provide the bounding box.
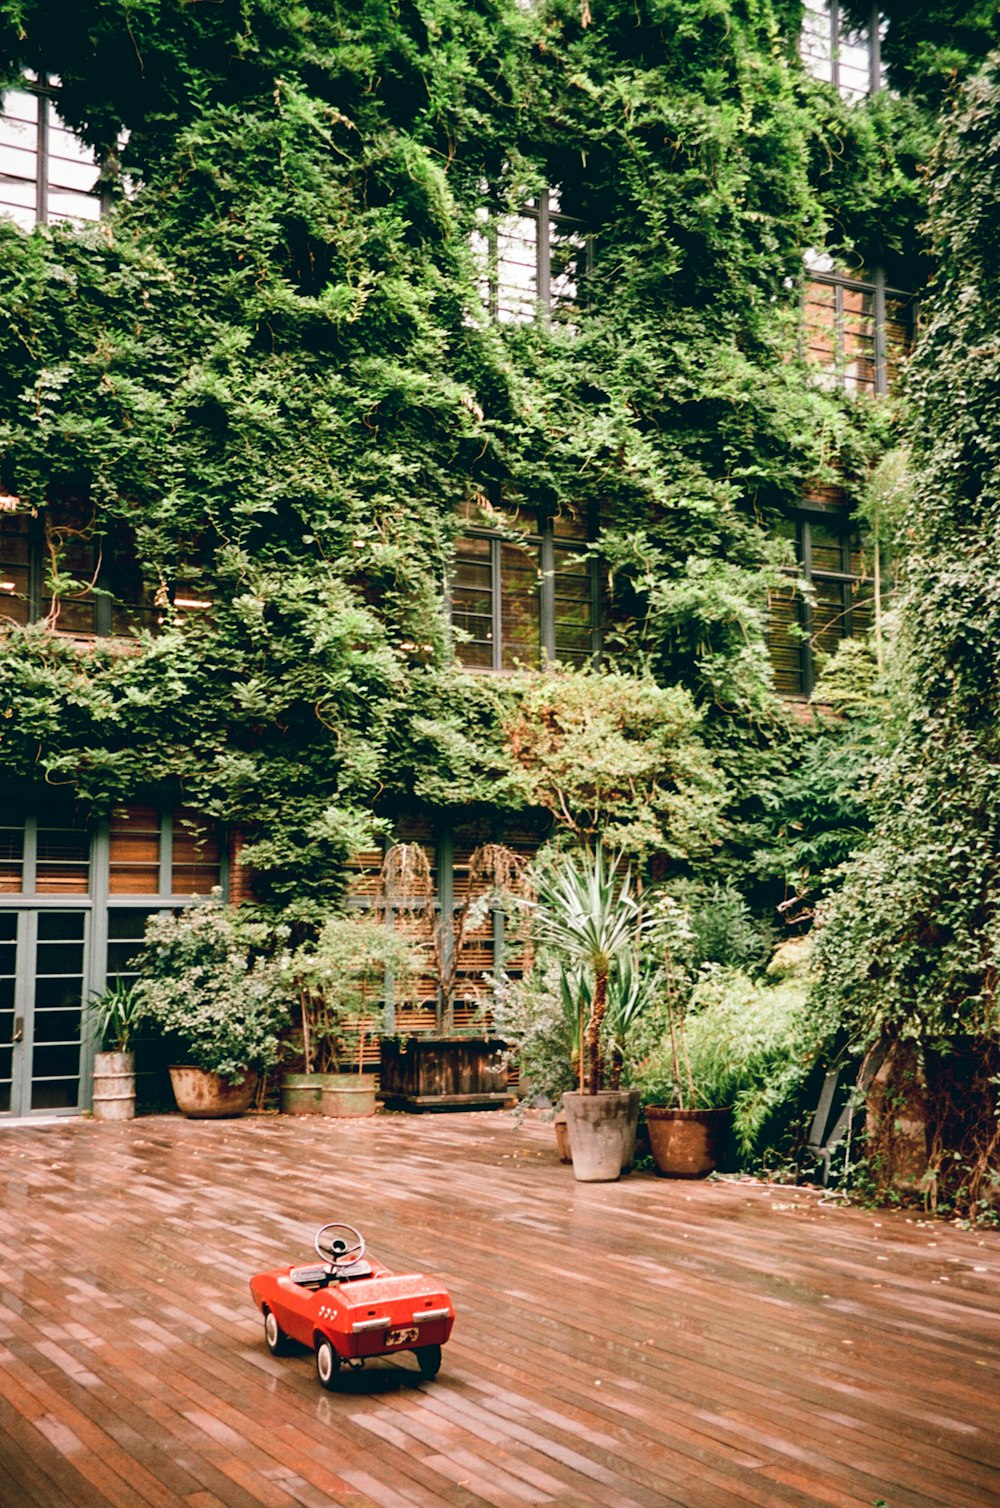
[415,1344,441,1380]
[316,1336,340,1390]
[264,1309,291,1357]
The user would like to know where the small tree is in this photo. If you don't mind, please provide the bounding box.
[293,913,419,1073]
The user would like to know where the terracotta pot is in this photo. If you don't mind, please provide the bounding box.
[168,1065,258,1119]
[645,1106,731,1178]
[553,1110,572,1164]
[562,1089,638,1182]
[320,1081,377,1118]
[92,1051,136,1122]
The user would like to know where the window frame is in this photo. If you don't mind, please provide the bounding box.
[448,506,603,672]
[477,187,596,326]
[774,509,870,698]
[0,72,106,229]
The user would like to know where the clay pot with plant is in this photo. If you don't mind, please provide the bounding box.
[132,899,291,1118]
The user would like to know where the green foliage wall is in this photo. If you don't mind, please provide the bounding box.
[815,60,1000,1211]
[0,1,938,920]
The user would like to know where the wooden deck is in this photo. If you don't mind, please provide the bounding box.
[0,1110,998,1508]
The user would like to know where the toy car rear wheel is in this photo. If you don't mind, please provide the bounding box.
[415,1344,442,1380]
[316,1336,340,1390]
[263,1309,291,1357]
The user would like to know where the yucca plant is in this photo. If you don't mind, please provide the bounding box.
[533,844,646,1094]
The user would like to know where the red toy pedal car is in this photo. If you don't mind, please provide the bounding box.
[249,1222,455,1388]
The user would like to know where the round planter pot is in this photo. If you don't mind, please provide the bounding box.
[279,1071,355,1115]
[645,1106,731,1178]
[321,1081,377,1119]
[562,1089,639,1182]
[92,1050,136,1122]
[168,1065,258,1119]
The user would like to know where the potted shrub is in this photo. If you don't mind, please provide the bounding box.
[133,898,291,1118]
[87,981,145,1121]
[530,844,648,1181]
[291,913,418,1117]
[637,932,817,1176]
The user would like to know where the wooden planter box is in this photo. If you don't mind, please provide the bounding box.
[378,1036,509,1112]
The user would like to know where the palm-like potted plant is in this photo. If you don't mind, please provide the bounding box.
[132,898,291,1118]
[532,844,648,1181]
[88,981,145,1121]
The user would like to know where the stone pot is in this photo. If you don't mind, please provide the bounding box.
[321,1079,378,1118]
[168,1065,258,1119]
[562,1089,639,1182]
[92,1050,136,1122]
[645,1106,731,1178]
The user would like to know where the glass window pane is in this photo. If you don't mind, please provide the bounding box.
[769,582,806,696]
[0,511,32,626]
[452,536,494,668]
[107,908,153,982]
[499,540,540,668]
[36,814,90,895]
[0,822,24,893]
[809,521,846,575]
[31,1075,80,1110]
[38,910,85,941]
[172,809,221,896]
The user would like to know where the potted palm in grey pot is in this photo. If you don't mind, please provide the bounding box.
[532,845,647,1182]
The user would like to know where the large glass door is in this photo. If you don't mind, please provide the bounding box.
[0,912,17,1112]
[0,908,89,1116]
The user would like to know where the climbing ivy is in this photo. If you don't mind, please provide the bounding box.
[815,59,1000,1214]
[0,1,948,931]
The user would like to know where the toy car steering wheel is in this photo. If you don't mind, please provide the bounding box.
[315,1222,366,1268]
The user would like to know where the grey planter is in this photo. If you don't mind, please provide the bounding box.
[562,1089,639,1182]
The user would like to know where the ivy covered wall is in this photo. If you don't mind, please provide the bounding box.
[0,1,950,926]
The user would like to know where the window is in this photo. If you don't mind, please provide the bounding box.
[345,815,542,1044]
[769,511,874,697]
[473,188,594,325]
[450,505,601,670]
[800,1,884,101]
[0,498,156,635]
[0,74,103,229]
[803,254,917,397]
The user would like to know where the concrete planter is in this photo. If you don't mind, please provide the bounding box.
[92,1051,136,1121]
[168,1066,258,1119]
[321,1080,378,1118]
[562,1089,639,1182]
[645,1106,731,1178]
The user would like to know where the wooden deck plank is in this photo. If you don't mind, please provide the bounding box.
[0,1111,998,1507]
